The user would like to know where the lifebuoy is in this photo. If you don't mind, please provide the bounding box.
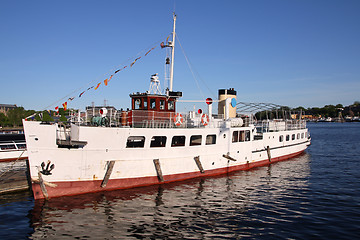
[173,113,184,126]
[201,114,209,126]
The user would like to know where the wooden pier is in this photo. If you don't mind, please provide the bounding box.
[0,160,30,194]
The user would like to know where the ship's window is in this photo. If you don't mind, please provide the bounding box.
[160,100,165,110]
[171,136,185,147]
[279,135,283,142]
[301,133,304,139]
[143,99,148,109]
[245,130,250,141]
[232,131,239,143]
[239,131,245,142]
[190,135,202,146]
[0,144,16,150]
[134,99,142,110]
[286,135,290,141]
[16,144,26,149]
[206,134,216,145]
[150,99,156,109]
[150,136,167,148]
[126,136,145,148]
[297,133,300,139]
[168,100,174,110]
[292,134,295,140]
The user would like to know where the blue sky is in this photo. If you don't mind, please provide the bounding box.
[1,0,359,112]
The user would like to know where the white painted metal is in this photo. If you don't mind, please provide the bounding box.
[169,14,176,91]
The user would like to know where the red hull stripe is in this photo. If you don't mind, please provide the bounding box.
[32,150,305,200]
[0,156,27,163]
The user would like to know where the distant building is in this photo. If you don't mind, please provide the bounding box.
[0,104,17,116]
[291,113,317,120]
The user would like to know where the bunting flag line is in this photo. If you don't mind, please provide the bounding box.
[62,102,68,111]
[95,82,101,90]
[59,41,161,110]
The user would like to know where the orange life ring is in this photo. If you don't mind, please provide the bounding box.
[201,114,209,126]
[173,113,184,126]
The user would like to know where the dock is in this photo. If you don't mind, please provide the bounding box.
[0,160,29,194]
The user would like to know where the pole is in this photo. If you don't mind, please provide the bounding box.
[169,14,176,91]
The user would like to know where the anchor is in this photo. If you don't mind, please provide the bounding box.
[40,160,55,175]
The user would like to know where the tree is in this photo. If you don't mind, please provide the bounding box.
[0,112,9,127]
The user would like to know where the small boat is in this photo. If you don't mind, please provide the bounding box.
[0,134,27,162]
[23,14,311,200]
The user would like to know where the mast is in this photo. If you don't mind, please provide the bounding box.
[169,13,176,91]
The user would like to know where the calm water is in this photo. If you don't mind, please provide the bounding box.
[1,122,359,239]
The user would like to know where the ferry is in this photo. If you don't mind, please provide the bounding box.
[22,14,311,200]
[0,134,27,163]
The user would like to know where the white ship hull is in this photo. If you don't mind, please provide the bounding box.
[24,120,310,199]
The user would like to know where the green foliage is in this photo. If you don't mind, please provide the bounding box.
[42,111,54,122]
[4,107,35,127]
[0,112,10,127]
[59,115,67,122]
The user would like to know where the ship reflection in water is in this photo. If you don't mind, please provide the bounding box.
[30,153,311,239]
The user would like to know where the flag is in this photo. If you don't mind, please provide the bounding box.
[95,82,101,90]
[104,75,113,86]
[115,69,120,74]
[145,47,156,56]
[130,57,141,67]
[68,97,75,101]
[39,112,43,120]
[87,86,94,90]
[25,113,37,120]
[55,106,59,113]
[46,110,51,115]
[160,42,165,48]
[79,91,85,97]
[62,102,67,111]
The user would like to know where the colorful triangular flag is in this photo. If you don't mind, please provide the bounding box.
[94,82,101,90]
[62,102,67,111]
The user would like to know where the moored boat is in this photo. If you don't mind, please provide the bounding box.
[23,14,311,200]
[0,134,27,163]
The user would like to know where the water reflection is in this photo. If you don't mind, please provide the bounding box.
[29,153,311,239]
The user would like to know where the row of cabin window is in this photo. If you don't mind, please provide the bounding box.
[0,143,26,150]
[279,132,306,142]
[134,98,175,110]
[232,130,251,143]
[126,134,217,148]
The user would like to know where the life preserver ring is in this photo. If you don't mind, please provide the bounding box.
[201,114,209,126]
[173,113,184,126]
